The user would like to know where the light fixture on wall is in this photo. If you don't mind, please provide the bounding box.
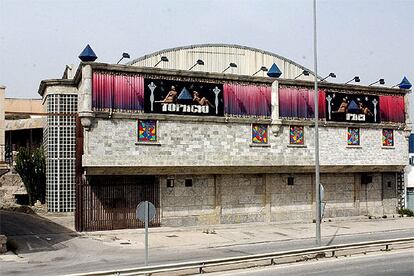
[368,78,385,86]
[252,66,268,76]
[222,62,237,73]
[320,72,336,81]
[294,70,310,79]
[116,52,130,64]
[154,56,169,67]
[189,59,204,70]
[345,76,360,84]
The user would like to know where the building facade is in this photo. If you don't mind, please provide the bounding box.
[38,45,410,231]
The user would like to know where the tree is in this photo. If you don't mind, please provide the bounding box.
[14,147,46,205]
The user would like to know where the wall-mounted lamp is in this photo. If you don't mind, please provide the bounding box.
[117,52,130,64]
[154,56,169,67]
[344,76,360,84]
[294,70,310,79]
[189,59,204,70]
[320,72,336,82]
[252,66,268,76]
[222,63,237,73]
[368,79,385,86]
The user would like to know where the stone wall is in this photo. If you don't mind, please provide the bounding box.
[270,174,314,222]
[159,172,397,226]
[160,175,216,226]
[220,175,266,224]
[83,118,407,170]
[0,173,26,208]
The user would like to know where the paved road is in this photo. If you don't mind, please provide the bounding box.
[210,250,414,276]
[1,210,413,276]
[2,229,413,276]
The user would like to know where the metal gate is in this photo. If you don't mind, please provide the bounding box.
[76,175,160,231]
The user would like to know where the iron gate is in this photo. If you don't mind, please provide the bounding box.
[76,175,160,231]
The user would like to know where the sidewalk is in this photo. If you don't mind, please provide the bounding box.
[80,216,414,250]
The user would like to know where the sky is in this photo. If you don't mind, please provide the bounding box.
[0,0,413,100]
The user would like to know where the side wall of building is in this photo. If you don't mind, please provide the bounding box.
[158,172,396,227]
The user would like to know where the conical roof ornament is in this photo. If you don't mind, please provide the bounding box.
[267,63,282,78]
[79,44,97,62]
[399,76,412,89]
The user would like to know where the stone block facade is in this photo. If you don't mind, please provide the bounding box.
[83,118,407,169]
[157,172,397,227]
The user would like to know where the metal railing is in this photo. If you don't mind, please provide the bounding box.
[64,237,414,276]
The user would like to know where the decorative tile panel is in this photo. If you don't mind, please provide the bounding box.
[382,129,394,147]
[252,124,268,144]
[289,126,304,145]
[138,120,157,142]
[347,127,360,146]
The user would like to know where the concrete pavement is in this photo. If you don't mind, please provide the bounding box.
[83,216,414,250]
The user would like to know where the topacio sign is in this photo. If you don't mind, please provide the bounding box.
[144,79,224,116]
[325,92,380,123]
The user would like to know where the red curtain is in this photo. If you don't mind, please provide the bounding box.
[92,72,144,112]
[223,84,271,117]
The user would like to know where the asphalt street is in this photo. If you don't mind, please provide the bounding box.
[210,249,414,276]
[1,210,414,276]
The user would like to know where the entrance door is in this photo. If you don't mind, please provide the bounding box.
[78,175,160,231]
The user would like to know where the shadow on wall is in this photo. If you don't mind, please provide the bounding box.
[0,210,77,254]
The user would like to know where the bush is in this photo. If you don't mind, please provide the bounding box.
[398,208,414,217]
[14,147,46,206]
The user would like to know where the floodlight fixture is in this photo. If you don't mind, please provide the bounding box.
[320,72,336,82]
[368,78,385,86]
[189,59,204,70]
[294,70,310,79]
[154,56,169,67]
[222,62,237,73]
[252,66,268,76]
[344,76,360,84]
[117,52,130,64]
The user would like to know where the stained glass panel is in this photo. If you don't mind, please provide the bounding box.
[382,129,394,147]
[252,124,268,144]
[347,127,360,146]
[138,120,157,142]
[290,126,304,145]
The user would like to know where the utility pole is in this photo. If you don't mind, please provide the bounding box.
[313,0,321,246]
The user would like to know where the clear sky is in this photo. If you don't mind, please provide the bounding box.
[0,0,413,100]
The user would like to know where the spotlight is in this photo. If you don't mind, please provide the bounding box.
[294,70,310,79]
[222,63,238,73]
[344,76,360,84]
[154,56,169,67]
[117,52,130,64]
[252,66,268,76]
[189,59,204,70]
[320,72,336,82]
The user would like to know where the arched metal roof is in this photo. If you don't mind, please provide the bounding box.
[128,43,317,80]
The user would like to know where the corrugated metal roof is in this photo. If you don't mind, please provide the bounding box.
[128,43,319,79]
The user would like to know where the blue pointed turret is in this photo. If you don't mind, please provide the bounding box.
[399,76,412,89]
[78,44,97,62]
[267,63,282,78]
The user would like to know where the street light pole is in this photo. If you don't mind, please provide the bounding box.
[313,0,321,246]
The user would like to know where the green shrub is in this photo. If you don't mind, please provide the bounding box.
[398,208,414,217]
[14,147,46,205]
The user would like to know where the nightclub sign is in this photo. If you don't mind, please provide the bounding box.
[325,92,380,123]
[144,79,224,116]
